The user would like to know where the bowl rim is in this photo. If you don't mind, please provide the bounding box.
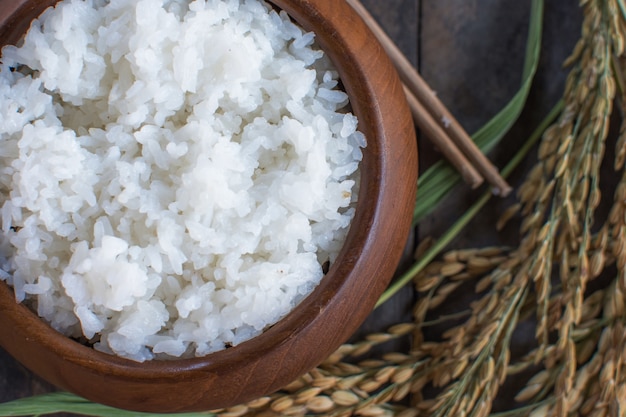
[0,0,418,412]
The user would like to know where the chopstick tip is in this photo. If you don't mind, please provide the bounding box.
[492,183,513,198]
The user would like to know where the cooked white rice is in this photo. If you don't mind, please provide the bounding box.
[0,0,365,361]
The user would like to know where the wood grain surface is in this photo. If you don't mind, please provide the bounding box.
[0,0,583,414]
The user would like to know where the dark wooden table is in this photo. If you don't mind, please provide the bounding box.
[0,0,582,414]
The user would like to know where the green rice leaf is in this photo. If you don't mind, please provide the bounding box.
[0,392,214,417]
[413,0,544,224]
[378,99,564,307]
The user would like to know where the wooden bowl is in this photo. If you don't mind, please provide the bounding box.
[0,0,417,412]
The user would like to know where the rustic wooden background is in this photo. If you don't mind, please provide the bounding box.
[0,0,582,414]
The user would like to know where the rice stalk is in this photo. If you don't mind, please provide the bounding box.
[393,1,626,416]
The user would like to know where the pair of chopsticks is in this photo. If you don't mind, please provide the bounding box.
[346,0,512,197]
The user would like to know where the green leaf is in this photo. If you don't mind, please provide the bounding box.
[377,99,563,308]
[413,0,545,224]
[0,392,214,417]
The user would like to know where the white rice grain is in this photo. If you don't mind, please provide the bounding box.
[0,0,365,361]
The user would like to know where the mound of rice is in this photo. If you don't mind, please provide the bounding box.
[0,0,365,361]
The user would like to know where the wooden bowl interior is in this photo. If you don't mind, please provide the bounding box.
[0,0,417,412]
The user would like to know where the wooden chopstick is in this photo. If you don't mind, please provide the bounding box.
[346,0,512,196]
[403,85,483,189]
